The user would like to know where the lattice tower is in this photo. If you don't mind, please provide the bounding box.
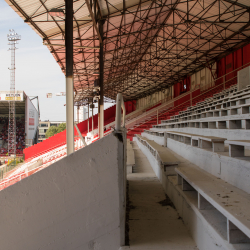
[7,29,21,157]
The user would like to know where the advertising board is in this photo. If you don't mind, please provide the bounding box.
[0,92,23,101]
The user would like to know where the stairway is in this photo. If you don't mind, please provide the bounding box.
[122,141,198,250]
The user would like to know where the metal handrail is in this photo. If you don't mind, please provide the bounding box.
[135,135,162,164]
[115,93,126,131]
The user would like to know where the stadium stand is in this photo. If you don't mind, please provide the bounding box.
[133,96,249,248]
[3,1,250,249]
[0,115,25,156]
[23,101,135,160]
[132,79,250,248]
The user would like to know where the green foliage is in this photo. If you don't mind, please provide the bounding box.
[45,126,59,138]
[57,123,66,133]
[45,123,66,138]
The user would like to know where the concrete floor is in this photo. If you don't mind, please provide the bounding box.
[125,141,198,250]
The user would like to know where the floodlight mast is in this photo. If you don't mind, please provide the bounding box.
[7,29,21,157]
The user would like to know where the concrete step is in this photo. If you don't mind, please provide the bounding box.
[126,141,198,250]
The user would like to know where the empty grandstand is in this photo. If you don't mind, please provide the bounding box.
[2,0,250,250]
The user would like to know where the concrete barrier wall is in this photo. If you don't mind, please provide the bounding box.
[0,133,125,250]
[134,137,163,180]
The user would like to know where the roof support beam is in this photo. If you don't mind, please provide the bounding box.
[43,43,100,49]
[85,0,102,44]
[222,0,250,9]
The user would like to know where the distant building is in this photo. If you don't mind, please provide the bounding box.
[38,121,65,143]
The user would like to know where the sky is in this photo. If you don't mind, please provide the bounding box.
[0,1,112,122]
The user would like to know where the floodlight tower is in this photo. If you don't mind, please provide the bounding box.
[7,29,21,157]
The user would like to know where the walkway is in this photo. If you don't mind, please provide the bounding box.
[125,141,198,250]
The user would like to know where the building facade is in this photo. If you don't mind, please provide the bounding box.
[38,121,65,143]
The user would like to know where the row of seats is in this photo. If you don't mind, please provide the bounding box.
[153,85,250,131]
[135,132,250,247]
[166,131,250,159]
[127,83,237,140]
[176,166,250,244]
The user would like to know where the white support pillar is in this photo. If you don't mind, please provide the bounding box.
[65,0,74,156]
[99,104,104,138]
[77,105,80,124]
[88,103,89,133]
[92,102,94,132]
[66,77,74,155]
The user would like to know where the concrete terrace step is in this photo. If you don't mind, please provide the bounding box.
[136,134,180,166]
[124,142,198,250]
[226,140,250,158]
[176,165,250,244]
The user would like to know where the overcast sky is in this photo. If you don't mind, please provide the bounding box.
[1,1,112,122]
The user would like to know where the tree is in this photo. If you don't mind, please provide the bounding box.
[45,123,66,138]
[45,126,58,138]
[57,123,66,133]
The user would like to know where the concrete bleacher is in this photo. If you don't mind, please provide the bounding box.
[153,85,250,134]
[136,135,179,165]
[135,135,180,177]
[135,133,250,249]
[165,131,227,152]
[176,165,250,244]
[147,85,250,141]
[133,83,250,250]
[226,140,250,158]
[127,81,238,141]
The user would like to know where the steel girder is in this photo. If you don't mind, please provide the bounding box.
[6,0,250,102]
